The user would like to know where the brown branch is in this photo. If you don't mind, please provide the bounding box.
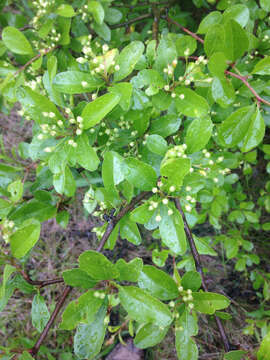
[20,270,64,288]
[164,16,204,44]
[110,14,152,29]
[112,1,169,8]
[30,191,151,357]
[174,198,231,353]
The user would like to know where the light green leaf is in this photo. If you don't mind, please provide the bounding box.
[181,271,202,291]
[131,69,165,96]
[223,4,250,27]
[252,57,270,75]
[0,264,16,299]
[159,204,187,255]
[197,11,222,34]
[204,24,226,57]
[116,258,143,282]
[122,157,157,191]
[53,166,76,197]
[9,199,56,224]
[63,269,97,289]
[2,26,33,55]
[10,219,41,258]
[257,331,270,360]
[114,41,145,82]
[74,304,107,359]
[175,87,209,118]
[134,323,168,349]
[76,133,99,171]
[8,179,23,203]
[260,0,270,11]
[53,71,104,94]
[154,36,177,72]
[175,310,198,360]
[104,8,122,24]
[212,76,235,108]
[218,106,265,152]
[120,215,142,245]
[192,292,230,314]
[119,286,173,327]
[223,20,249,61]
[161,157,190,188]
[82,92,120,129]
[194,236,218,256]
[224,350,248,360]
[0,198,12,217]
[31,294,50,332]
[208,52,228,77]
[109,82,133,111]
[150,114,181,138]
[92,21,111,41]
[138,265,179,300]
[185,117,213,154]
[87,1,104,24]
[102,151,124,199]
[55,4,75,17]
[146,135,168,156]
[130,203,155,224]
[176,35,197,57]
[60,290,104,330]
[79,250,119,280]
[19,352,35,360]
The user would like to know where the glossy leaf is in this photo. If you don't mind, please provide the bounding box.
[181,271,202,291]
[102,151,124,199]
[138,265,179,300]
[87,1,104,25]
[82,92,120,129]
[9,199,56,224]
[161,157,190,188]
[212,76,235,108]
[53,166,76,197]
[119,286,173,327]
[175,309,198,360]
[120,215,142,245]
[150,114,181,137]
[176,36,197,57]
[116,258,143,282]
[204,24,225,57]
[0,198,12,217]
[74,304,107,359]
[175,87,209,118]
[223,4,250,27]
[223,20,249,61]
[76,133,100,171]
[252,57,270,76]
[114,41,145,82]
[192,292,230,314]
[2,26,33,55]
[208,52,228,77]
[0,265,16,298]
[257,331,270,360]
[154,36,177,72]
[218,106,265,152]
[109,82,133,111]
[260,0,270,11]
[79,250,119,280]
[10,219,41,258]
[55,4,75,17]
[134,323,168,349]
[53,71,104,94]
[197,11,222,34]
[122,157,157,191]
[60,290,104,330]
[63,269,97,289]
[146,135,168,156]
[185,117,213,153]
[130,203,155,224]
[31,293,50,332]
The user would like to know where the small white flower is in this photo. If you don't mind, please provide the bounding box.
[93,58,98,64]
[76,129,82,135]
[163,68,168,73]
[65,108,71,114]
[185,204,192,212]
[149,205,154,211]
[105,129,110,135]
[188,303,194,309]
[99,293,106,299]
[102,44,109,52]
[217,156,224,163]
[92,93,97,100]
[68,140,74,145]
[171,92,176,98]
[81,81,88,88]
[130,142,134,147]
[157,181,163,187]
[178,76,184,81]
[69,118,76,124]
[209,160,214,165]
[183,296,188,302]
[42,112,49,117]
[187,289,192,295]
[214,177,219,183]
[37,134,43,140]
[169,185,175,192]
[152,202,158,209]
[115,64,120,71]
[44,147,52,153]
[72,142,78,148]
[155,215,162,222]
[49,112,55,118]
[205,152,211,158]
[178,286,183,292]
[184,79,191,85]
[164,85,170,91]
[90,128,95,133]
[172,59,178,67]
[169,301,175,307]
[50,131,56,136]
[152,187,158,193]
[162,198,168,205]
[94,291,100,298]
[186,186,191,191]
[179,94,185,100]
[76,57,86,64]
[168,209,173,216]
[57,120,63,127]
[77,116,83,123]
[189,167,194,173]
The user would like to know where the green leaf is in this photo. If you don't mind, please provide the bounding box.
[194,236,218,256]
[212,76,235,108]
[218,106,265,152]
[146,135,168,156]
[208,52,228,77]
[159,204,187,255]
[109,82,133,111]
[154,36,177,72]
[16,86,65,125]
[31,294,50,332]
[56,210,69,228]
[87,1,104,24]
[131,69,165,96]
[0,264,16,299]
[63,269,97,289]
[185,116,213,153]
[260,0,270,11]
[8,179,23,203]
[2,26,33,55]
[55,4,75,17]
[74,304,107,359]
[224,350,248,360]
[19,352,35,360]
[53,166,76,197]
[0,198,12,217]
[104,8,122,24]
[204,24,225,57]
[181,271,202,291]
[130,203,155,224]
[92,21,111,41]
[60,290,104,330]
[76,133,99,171]
[53,71,104,94]
[252,57,270,75]
[175,309,198,360]
[82,92,120,129]
[79,250,119,280]
[114,41,145,82]
[257,331,270,360]
[176,35,197,57]
[161,157,190,188]
[138,265,179,300]
[197,11,222,34]
[116,258,143,282]
[223,4,250,27]
[119,286,173,327]
[120,215,142,245]
[9,199,56,224]
[134,323,168,349]
[150,114,181,138]
[122,157,157,191]
[10,219,41,258]
[102,151,124,199]
[192,292,230,314]
[223,20,249,61]
[175,87,209,118]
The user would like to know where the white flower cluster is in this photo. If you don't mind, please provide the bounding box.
[163,58,178,77]
[179,287,194,310]
[0,219,15,243]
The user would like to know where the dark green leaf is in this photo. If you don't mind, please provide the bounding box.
[53,71,104,94]
[31,293,50,332]
[185,116,213,153]
[181,271,202,291]
[63,269,97,289]
[175,87,209,118]
[134,323,168,349]
[116,258,143,282]
[122,157,157,191]
[192,292,230,314]
[76,133,100,171]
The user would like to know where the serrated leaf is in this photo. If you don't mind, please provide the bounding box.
[138,265,179,300]
[114,41,145,82]
[31,294,50,332]
[2,26,33,55]
[53,71,104,94]
[119,286,173,327]
[79,250,119,280]
[82,92,120,129]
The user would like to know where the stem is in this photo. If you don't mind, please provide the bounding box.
[174,198,231,353]
[30,191,151,357]
[20,270,64,288]
[110,14,152,29]
[164,16,204,44]
[112,1,169,8]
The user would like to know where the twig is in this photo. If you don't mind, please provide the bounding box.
[110,14,152,29]
[112,1,169,8]
[20,270,64,288]
[152,5,160,46]
[174,198,231,353]
[30,191,151,357]
[164,16,204,44]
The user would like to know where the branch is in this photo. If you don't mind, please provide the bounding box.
[174,198,231,353]
[110,14,152,29]
[30,191,151,357]
[112,1,169,8]
[164,16,204,44]
[20,270,64,288]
